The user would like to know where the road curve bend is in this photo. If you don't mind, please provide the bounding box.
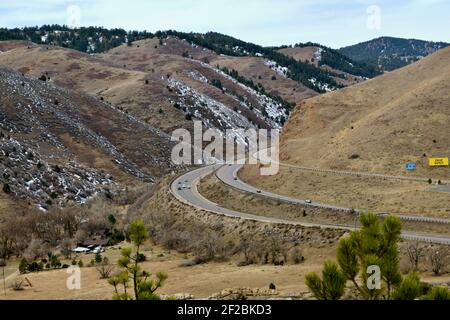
[216,164,450,225]
[171,165,450,245]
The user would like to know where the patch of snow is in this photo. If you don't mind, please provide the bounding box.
[264,60,288,78]
[187,70,209,84]
[314,47,324,61]
[309,78,332,92]
[167,78,257,144]
[194,61,288,128]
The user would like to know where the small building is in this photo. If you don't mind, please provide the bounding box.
[72,247,90,254]
[82,237,109,248]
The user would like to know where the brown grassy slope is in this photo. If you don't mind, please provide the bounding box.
[101,38,304,129]
[0,39,291,132]
[280,46,450,179]
[0,44,189,132]
[278,46,319,65]
[104,37,317,104]
[101,39,271,123]
[110,36,217,62]
[0,40,35,52]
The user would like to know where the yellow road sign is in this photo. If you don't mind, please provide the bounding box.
[429,158,449,167]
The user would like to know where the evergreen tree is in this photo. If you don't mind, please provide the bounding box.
[108,220,167,300]
[305,261,346,300]
[422,286,450,300]
[392,272,421,300]
[306,213,422,300]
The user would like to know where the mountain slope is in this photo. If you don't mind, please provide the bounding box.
[0,67,176,210]
[100,38,294,129]
[278,43,380,79]
[0,40,292,138]
[339,36,449,71]
[0,42,191,132]
[156,31,344,92]
[278,46,367,87]
[0,26,345,93]
[280,46,450,178]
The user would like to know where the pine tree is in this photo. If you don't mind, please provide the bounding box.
[392,272,421,300]
[108,220,167,300]
[306,213,422,300]
[422,286,450,300]
[305,261,346,300]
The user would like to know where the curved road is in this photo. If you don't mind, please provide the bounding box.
[171,165,450,245]
[216,164,450,225]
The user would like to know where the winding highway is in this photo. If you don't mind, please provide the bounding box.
[171,165,450,245]
[216,164,450,225]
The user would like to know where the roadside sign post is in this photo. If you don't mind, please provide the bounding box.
[429,158,449,167]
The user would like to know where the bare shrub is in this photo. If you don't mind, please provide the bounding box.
[237,234,254,265]
[429,247,448,276]
[23,239,48,261]
[0,215,30,259]
[74,229,88,245]
[25,210,68,246]
[267,234,287,265]
[97,258,114,279]
[60,238,73,259]
[193,233,230,262]
[143,212,176,241]
[406,242,424,271]
[249,239,269,264]
[80,213,110,236]
[0,195,123,261]
[111,185,147,206]
[160,230,192,253]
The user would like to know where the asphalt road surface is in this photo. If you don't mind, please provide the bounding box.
[216,164,450,225]
[171,165,450,245]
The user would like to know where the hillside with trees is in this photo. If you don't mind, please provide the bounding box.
[156,31,345,92]
[0,26,344,93]
[339,36,449,71]
[0,25,152,53]
[278,42,381,79]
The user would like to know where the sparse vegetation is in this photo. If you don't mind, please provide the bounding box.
[97,256,114,279]
[406,242,425,271]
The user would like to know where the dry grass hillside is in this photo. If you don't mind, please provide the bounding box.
[280,46,450,179]
[279,47,319,65]
[0,40,35,51]
[0,43,190,132]
[102,37,318,104]
[102,39,287,129]
[0,38,295,134]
